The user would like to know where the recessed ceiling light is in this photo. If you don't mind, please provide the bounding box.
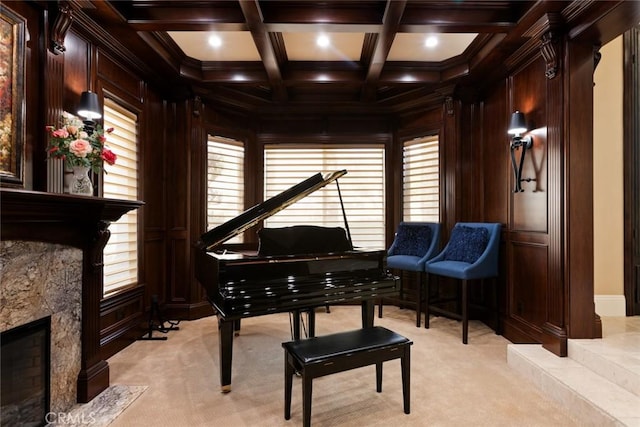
[316,34,330,48]
[425,36,438,48]
[208,34,222,48]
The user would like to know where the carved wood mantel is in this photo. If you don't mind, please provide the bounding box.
[0,188,143,402]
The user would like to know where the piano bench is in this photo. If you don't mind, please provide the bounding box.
[282,326,412,427]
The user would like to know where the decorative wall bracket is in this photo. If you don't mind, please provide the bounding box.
[540,32,559,79]
[445,97,454,116]
[50,1,74,55]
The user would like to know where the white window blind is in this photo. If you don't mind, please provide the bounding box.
[207,135,245,243]
[402,135,440,222]
[102,98,139,296]
[264,145,385,249]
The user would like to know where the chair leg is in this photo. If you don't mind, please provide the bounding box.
[378,297,383,318]
[416,271,423,327]
[462,279,468,344]
[424,273,430,329]
[494,277,501,335]
[376,362,383,392]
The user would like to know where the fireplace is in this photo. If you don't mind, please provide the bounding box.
[1,189,142,405]
[1,317,51,427]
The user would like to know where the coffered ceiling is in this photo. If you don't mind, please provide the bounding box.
[79,0,558,113]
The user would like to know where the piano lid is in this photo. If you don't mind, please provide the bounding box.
[196,169,347,250]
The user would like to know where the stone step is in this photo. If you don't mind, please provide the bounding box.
[507,344,640,426]
[568,336,640,398]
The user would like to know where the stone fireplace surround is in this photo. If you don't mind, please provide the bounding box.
[0,189,142,412]
[1,241,82,413]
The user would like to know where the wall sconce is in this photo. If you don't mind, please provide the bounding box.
[77,91,101,135]
[508,111,534,192]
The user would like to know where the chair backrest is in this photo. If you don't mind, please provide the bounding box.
[387,222,440,261]
[436,222,501,276]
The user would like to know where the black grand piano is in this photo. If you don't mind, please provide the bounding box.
[195,169,398,392]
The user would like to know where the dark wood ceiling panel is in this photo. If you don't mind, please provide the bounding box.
[111,1,247,30]
[258,1,387,25]
[399,1,526,32]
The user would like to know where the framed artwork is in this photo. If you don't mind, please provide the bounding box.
[0,7,26,187]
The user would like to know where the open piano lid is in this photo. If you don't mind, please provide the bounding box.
[196,169,347,251]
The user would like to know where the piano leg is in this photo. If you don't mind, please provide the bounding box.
[361,300,375,328]
[307,309,316,337]
[218,317,234,393]
[291,309,317,340]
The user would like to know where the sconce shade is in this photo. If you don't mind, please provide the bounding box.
[77,91,102,120]
[508,111,527,135]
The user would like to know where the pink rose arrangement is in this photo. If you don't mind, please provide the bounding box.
[46,116,117,173]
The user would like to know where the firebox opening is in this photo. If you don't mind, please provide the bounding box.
[1,316,51,427]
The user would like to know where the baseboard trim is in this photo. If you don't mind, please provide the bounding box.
[594,295,626,317]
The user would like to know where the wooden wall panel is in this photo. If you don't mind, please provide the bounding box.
[510,58,548,233]
[96,52,143,102]
[481,80,509,224]
[142,88,167,308]
[509,242,548,326]
[62,31,90,115]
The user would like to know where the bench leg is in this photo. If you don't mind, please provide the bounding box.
[376,362,383,392]
[284,354,294,420]
[401,347,411,414]
[302,374,313,427]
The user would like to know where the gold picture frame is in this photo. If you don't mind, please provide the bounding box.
[0,7,26,187]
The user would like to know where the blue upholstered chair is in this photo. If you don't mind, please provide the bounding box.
[424,222,501,344]
[381,222,440,327]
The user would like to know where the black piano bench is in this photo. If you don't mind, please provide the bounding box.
[282,326,412,427]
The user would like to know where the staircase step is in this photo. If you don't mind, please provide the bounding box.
[507,344,640,426]
[569,335,640,398]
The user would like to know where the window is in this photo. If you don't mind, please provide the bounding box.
[206,135,245,243]
[402,135,440,222]
[102,98,139,296]
[264,145,385,249]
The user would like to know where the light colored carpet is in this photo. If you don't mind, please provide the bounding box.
[107,306,581,426]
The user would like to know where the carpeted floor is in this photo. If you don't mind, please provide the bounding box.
[107,306,581,426]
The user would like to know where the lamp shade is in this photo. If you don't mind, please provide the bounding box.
[77,91,102,120]
[507,111,527,135]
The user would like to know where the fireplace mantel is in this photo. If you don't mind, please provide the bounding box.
[0,188,143,403]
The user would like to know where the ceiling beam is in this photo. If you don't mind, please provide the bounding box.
[238,0,287,102]
[111,2,247,31]
[362,0,407,102]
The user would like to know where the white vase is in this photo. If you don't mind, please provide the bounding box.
[69,165,93,196]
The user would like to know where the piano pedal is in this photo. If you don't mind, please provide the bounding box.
[138,294,180,341]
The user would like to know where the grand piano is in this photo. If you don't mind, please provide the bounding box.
[195,169,399,392]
